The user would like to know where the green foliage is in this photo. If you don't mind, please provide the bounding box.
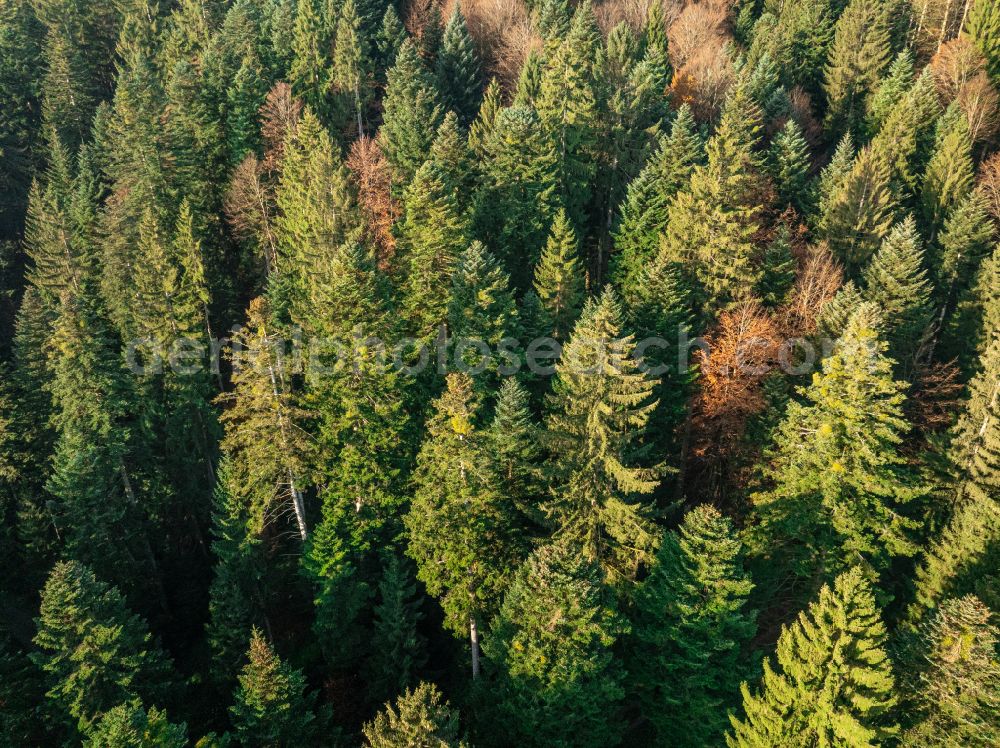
[436,6,481,125]
[921,105,975,241]
[332,0,375,135]
[289,0,334,123]
[484,539,626,748]
[533,208,585,342]
[966,0,1000,80]
[363,682,466,748]
[230,628,321,747]
[727,567,898,747]
[84,701,187,748]
[32,561,174,735]
[544,289,662,582]
[630,505,755,747]
[768,118,812,214]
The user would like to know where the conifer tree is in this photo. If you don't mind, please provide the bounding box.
[332,0,374,136]
[32,561,174,734]
[225,52,268,167]
[419,1,443,64]
[398,160,471,339]
[366,555,428,704]
[752,308,924,584]
[375,5,407,74]
[427,111,476,213]
[533,208,586,342]
[474,106,560,286]
[867,50,914,132]
[768,118,812,214]
[901,595,1000,746]
[436,5,481,125]
[217,297,313,540]
[823,0,891,137]
[932,190,994,313]
[405,374,523,677]
[814,131,855,224]
[630,505,755,747]
[611,104,702,292]
[467,77,501,157]
[363,682,466,748]
[909,336,1000,620]
[289,0,334,124]
[485,539,626,748]
[379,39,445,185]
[966,0,1000,80]
[862,216,934,371]
[488,379,543,524]
[230,629,321,747]
[727,567,898,747]
[512,48,542,108]
[921,104,974,242]
[643,0,670,63]
[661,83,766,316]
[84,701,187,748]
[818,144,896,274]
[544,289,662,582]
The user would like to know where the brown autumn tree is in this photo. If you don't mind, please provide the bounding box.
[780,242,844,338]
[978,152,1000,221]
[346,136,400,267]
[957,73,1000,145]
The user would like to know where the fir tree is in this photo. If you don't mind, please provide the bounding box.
[84,701,187,748]
[375,5,407,74]
[379,39,445,185]
[866,49,914,132]
[544,289,662,583]
[332,0,375,136]
[752,308,924,584]
[814,131,855,225]
[289,0,334,124]
[405,374,523,677]
[467,77,501,157]
[512,48,542,108]
[366,555,428,704]
[630,505,756,747]
[768,118,812,214]
[230,629,321,747]
[611,104,702,292]
[823,0,891,137]
[32,561,174,734]
[533,208,586,342]
[727,567,898,747]
[932,190,994,313]
[484,539,627,748]
[921,105,975,242]
[966,0,1000,80]
[363,682,466,748]
[861,216,934,372]
[901,595,1000,746]
[436,5,481,125]
[488,379,543,525]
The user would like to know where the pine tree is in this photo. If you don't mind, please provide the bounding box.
[630,505,755,747]
[818,144,896,274]
[332,0,374,136]
[84,701,187,748]
[768,118,812,214]
[217,297,313,540]
[909,336,1000,620]
[660,83,766,316]
[861,216,934,372]
[966,0,1000,80]
[379,39,445,185]
[901,595,1000,746]
[823,0,891,137]
[32,561,174,734]
[533,208,585,342]
[611,104,702,292]
[366,555,428,704]
[405,374,523,677]
[544,289,662,583]
[230,629,321,747]
[436,5,481,125]
[485,539,626,747]
[535,0,602,231]
[752,308,924,584]
[727,567,898,747]
[363,682,466,748]
[474,106,561,286]
[921,105,975,241]
[398,160,471,339]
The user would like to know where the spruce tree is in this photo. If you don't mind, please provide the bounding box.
[630,505,755,747]
[332,0,374,136]
[932,190,994,313]
[363,682,466,748]
[512,48,542,108]
[966,0,1000,80]
[435,5,481,125]
[379,39,445,185]
[544,289,662,583]
[752,308,924,584]
[84,701,187,748]
[488,378,543,525]
[861,216,934,372]
[867,49,914,132]
[229,629,321,747]
[289,0,334,124]
[366,555,428,704]
[814,131,855,225]
[467,77,501,157]
[611,104,702,292]
[533,208,586,342]
[768,118,812,214]
[901,595,1000,746]
[484,539,627,748]
[376,5,407,74]
[822,0,891,137]
[921,105,975,242]
[727,567,898,747]
[405,374,523,677]
[32,561,174,735]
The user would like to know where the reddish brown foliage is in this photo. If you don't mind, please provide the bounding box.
[260,83,303,174]
[224,155,279,277]
[930,37,987,103]
[780,242,844,338]
[908,359,965,433]
[957,72,1000,145]
[346,137,400,267]
[455,0,537,90]
[978,152,1000,222]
